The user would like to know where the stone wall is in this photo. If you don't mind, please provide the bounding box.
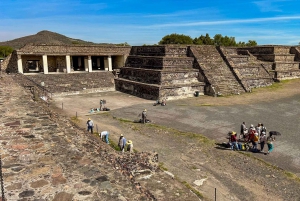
[1,52,13,72]
[17,44,131,56]
[5,51,18,73]
[16,72,116,97]
[125,56,194,70]
[130,45,188,57]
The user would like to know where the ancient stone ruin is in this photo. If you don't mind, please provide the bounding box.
[2,44,300,100]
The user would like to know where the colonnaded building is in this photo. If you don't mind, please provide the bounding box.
[1,44,300,100]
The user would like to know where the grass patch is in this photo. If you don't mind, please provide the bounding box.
[181,181,204,199]
[284,171,300,182]
[70,116,81,124]
[158,162,168,171]
[195,103,213,106]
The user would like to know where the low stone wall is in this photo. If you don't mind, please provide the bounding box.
[23,72,116,94]
[276,70,300,80]
[274,62,299,71]
[244,78,273,88]
[115,79,160,100]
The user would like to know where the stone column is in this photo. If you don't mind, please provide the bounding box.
[42,55,48,74]
[97,57,101,69]
[17,55,23,74]
[88,56,92,72]
[108,55,112,71]
[66,55,71,73]
[104,57,108,71]
[84,57,88,71]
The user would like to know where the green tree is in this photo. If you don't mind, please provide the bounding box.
[245,40,257,47]
[213,34,236,46]
[193,33,214,45]
[159,34,193,45]
[0,46,14,57]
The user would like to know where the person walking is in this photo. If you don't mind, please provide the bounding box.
[86,118,94,133]
[118,134,126,152]
[266,132,275,154]
[100,99,104,111]
[260,131,267,152]
[142,109,147,124]
[240,122,247,140]
[99,131,109,144]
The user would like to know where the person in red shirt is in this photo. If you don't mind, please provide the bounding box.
[230,131,239,150]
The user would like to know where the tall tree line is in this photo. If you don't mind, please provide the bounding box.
[158,33,257,47]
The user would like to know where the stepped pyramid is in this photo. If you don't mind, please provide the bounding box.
[115,45,205,100]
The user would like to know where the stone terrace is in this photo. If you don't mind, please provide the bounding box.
[0,73,198,200]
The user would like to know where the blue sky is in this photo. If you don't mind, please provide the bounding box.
[1,0,300,46]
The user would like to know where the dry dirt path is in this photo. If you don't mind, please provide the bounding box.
[52,79,300,201]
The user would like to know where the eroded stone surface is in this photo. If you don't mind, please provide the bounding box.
[0,73,197,200]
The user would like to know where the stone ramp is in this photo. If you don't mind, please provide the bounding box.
[190,45,245,95]
[0,73,198,200]
[220,47,274,90]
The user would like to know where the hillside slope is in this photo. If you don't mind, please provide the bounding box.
[0,30,97,49]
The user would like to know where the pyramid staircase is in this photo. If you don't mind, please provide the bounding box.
[189,45,245,96]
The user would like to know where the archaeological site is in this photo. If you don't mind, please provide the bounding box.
[1,40,300,200]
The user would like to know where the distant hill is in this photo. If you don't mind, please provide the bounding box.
[0,30,100,49]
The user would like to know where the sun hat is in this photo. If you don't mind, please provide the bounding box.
[88,118,91,120]
[120,134,123,136]
[127,140,132,144]
[144,109,147,111]
[231,131,236,135]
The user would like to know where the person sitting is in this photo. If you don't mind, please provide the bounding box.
[230,131,239,150]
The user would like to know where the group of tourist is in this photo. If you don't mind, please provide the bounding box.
[229,122,275,155]
[86,117,134,153]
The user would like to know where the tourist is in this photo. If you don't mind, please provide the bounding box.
[118,134,126,152]
[240,122,247,140]
[142,109,147,124]
[230,131,239,150]
[100,99,104,111]
[266,132,275,154]
[247,124,256,148]
[252,132,259,152]
[86,118,94,133]
[261,123,267,134]
[260,131,267,152]
[99,131,109,144]
[127,140,133,153]
[256,123,262,136]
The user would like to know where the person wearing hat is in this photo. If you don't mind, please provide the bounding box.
[260,131,267,152]
[141,109,147,124]
[230,131,239,150]
[126,140,133,153]
[118,134,126,152]
[86,118,94,133]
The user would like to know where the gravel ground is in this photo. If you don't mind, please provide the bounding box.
[52,79,300,201]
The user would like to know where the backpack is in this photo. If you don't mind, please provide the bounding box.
[254,135,259,142]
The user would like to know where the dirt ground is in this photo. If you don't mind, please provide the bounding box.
[52,80,300,201]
